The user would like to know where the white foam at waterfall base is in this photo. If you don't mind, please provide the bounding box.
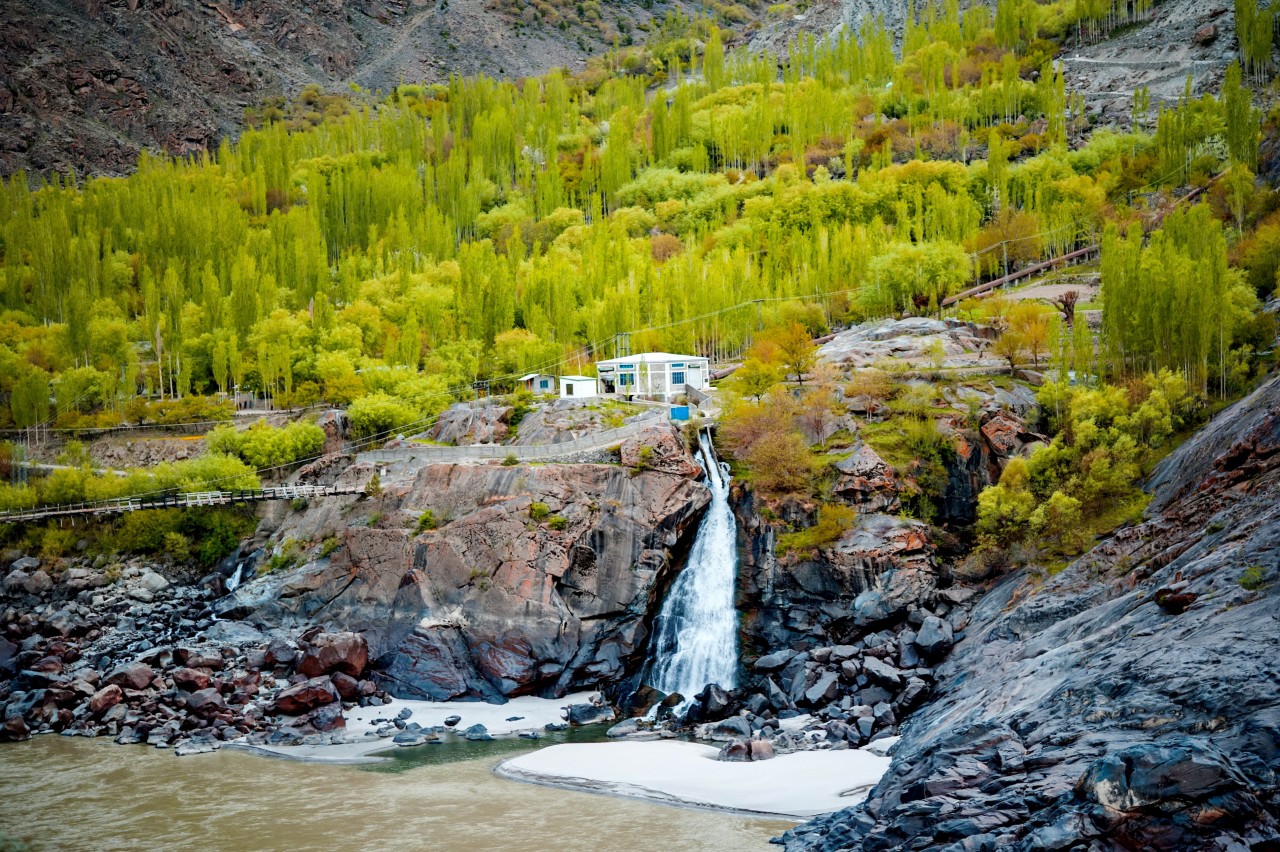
[645,431,739,704]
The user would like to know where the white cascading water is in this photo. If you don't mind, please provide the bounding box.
[645,430,739,704]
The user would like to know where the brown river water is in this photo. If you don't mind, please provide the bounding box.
[0,735,790,851]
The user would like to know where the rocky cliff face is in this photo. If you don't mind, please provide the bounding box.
[783,373,1280,851]
[218,426,709,703]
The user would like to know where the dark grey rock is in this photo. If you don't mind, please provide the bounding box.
[779,375,1280,851]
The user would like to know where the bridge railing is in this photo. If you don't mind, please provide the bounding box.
[0,483,364,524]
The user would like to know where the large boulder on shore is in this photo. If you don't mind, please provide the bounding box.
[297,631,368,679]
[218,457,709,702]
[104,662,154,691]
[273,677,339,715]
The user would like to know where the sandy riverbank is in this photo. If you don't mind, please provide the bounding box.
[497,739,894,818]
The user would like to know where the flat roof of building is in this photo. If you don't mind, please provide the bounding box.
[559,375,596,382]
[595,352,708,366]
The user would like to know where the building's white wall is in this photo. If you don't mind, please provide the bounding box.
[593,356,710,396]
[559,377,598,399]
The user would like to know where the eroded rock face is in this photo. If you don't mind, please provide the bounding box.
[621,425,703,478]
[738,490,939,652]
[427,401,513,445]
[819,318,997,370]
[511,400,662,447]
[783,374,1280,851]
[831,445,900,514]
[220,457,710,702]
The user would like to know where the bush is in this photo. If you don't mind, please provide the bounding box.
[206,420,326,469]
[503,453,519,466]
[106,508,254,566]
[548,515,569,531]
[776,504,856,554]
[347,392,420,441]
[529,501,551,522]
[415,510,438,533]
[162,531,191,561]
[41,526,78,559]
[1239,565,1268,591]
[1029,491,1086,555]
[261,538,301,576]
[633,445,654,471]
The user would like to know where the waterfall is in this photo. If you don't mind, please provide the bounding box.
[645,430,739,705]
[225,563,245,593]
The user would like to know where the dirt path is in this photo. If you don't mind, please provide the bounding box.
[1061,0,1236,125]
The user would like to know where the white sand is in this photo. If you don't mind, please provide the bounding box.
[225,692,600,764]
[344,691,600,738]
[497,740,891,818]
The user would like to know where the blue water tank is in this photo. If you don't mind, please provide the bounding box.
[671,405,690,421]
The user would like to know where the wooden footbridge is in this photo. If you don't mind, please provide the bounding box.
[0,483,365,524]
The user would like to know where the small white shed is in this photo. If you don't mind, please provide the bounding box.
[519,373,558,395]
[559,375,599,399]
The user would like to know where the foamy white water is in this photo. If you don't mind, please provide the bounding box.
[645,431,739,703]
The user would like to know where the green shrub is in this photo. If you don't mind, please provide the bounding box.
[776,504,857,554]
[1240,564,1268,591]
[503,453,519,466]
[548,515,569,531]
[261,538,301,576]
[107,507,253,566]
[162,531,191,561]
[319,536,342,557]
[634,445,654,470]
[529,501,551,522]
[347,392,420,440]
[415,510,438,533]
[41,526,78,559]
[206,420,326,469]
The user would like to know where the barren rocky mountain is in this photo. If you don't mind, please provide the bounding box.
[0,0,694,177]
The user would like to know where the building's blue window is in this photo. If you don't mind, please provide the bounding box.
[619,364,634,370]
[671,363,684,369]
[539,379,550,390]
[671,371,686,385]
[619,373,635,386]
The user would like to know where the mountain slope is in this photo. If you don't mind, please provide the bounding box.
[0,0,693,177]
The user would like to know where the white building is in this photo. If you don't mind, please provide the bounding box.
[519,373,558,395]
[594,352,710,399]
[559,375,599,399]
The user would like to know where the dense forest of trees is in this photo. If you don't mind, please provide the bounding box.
[0,0,1272,447]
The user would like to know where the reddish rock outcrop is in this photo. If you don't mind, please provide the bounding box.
[831,444,900,513]
[296,631,368,679]
[273,676,339,715]
[621,425,703,478]
[104,661,154,691]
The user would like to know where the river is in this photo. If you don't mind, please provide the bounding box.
[0,735,789,851]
